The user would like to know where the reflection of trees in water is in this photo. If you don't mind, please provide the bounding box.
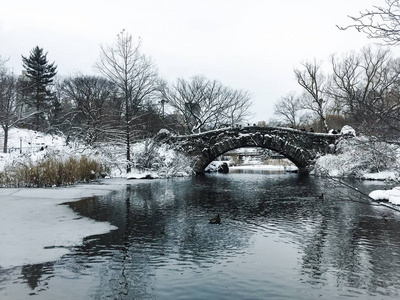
[13,262,55,294]
[298,187,400,298]
[67,181,252,298]
[1,263,54,296]
[72,185,164,299]
[21,263,48,291]
[0,266,48,297]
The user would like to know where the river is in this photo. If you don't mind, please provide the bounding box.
[1,172,400,299]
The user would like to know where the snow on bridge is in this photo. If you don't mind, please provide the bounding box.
[157,126,343,174]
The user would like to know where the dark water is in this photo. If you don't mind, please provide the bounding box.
[2,173,400,299]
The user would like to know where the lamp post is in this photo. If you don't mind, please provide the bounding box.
[160,98,168,118]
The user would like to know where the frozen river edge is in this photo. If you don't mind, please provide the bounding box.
[0,178,129,269]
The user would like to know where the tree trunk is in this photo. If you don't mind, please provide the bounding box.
[320,115,329,133]
[35,88,40,131]
[126,122,131,173]
[3,126,8,153]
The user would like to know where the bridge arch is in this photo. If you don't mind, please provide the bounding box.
[194,138,313,174]
[159,126,339,175]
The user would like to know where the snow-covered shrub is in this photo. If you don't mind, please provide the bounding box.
[157,149,193,177]
[102,138,192,177]
[143,142,193,177]
[133,139,161,170]
[73,137,193,177]
[314,135,400,178]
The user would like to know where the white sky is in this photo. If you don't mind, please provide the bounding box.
[0,0,384,123]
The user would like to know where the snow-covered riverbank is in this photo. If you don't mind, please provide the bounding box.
[0,179,128,269]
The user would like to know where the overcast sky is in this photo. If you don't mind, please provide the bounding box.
[0,0,384,123]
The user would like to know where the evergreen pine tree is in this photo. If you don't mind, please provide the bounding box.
[21,46,57,131]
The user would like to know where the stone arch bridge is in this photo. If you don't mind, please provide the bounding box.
[157,126,341,174]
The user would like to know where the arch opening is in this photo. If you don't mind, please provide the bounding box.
[193,144,312,175]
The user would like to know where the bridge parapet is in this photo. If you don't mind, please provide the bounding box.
[157,126,341,174]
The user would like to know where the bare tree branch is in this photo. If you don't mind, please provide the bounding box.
[327,46,400,138]
[160,75,252,133]
[273,92,303,127]
[338,0,400,46]
[294,59,330,132]
[62,75,120,145]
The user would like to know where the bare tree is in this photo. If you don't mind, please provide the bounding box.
[339,0,400,46]
[62,75,120,145]
[328,46,400,138]
[0,70,18,153]
[327,50,361,118]
[0,65,37,153]
[294,60,330,132]
[95,30,159,172]
[161,75,252,133]
[221,89,253,127]
[273,92,303,128]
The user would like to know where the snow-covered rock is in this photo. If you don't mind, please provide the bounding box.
[205,160,231,172]
[369,187,400,205]
[126,170,160,179]
[341,125,356,137]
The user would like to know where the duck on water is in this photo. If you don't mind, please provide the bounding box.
[209,214,221,224]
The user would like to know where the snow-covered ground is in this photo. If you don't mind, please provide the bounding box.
[0,128,67,172]
[0,179,128,269]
